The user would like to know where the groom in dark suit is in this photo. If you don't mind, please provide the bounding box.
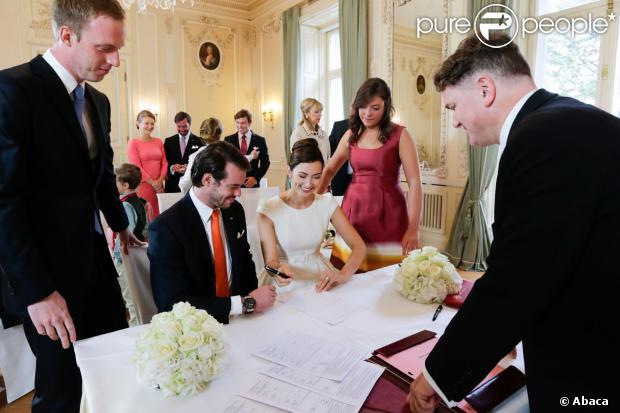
[148,141,276,324]
[328,118,352,196]
[224,109,270,188]
[0,1,142,412]
[408,33,620,413]
[163,111,204,193]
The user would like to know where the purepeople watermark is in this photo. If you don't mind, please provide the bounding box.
[416,4,617,48]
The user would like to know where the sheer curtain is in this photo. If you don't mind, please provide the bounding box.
[282,5,301,173]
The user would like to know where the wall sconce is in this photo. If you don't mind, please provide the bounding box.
[262,108,274,129]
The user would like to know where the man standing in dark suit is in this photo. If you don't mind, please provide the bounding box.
[224,109,270,188]
[408,33,620,413]
[328,118,352,196]
[148,141,276,324]
[0,1,142,412]
[163,111,204,193]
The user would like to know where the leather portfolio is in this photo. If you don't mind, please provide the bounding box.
[363,330,526,413]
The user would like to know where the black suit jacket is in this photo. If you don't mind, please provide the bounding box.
[224,132,270,187]
[163,133,204,193]
[0,56,128,316]
[328,119,352,196]
[426,89,620,411]
[148,194,257,324]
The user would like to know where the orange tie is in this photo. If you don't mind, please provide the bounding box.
[211,209,230,297]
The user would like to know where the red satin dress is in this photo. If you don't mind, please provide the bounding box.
[332,125,408,271]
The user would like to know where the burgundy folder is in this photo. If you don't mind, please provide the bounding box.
[363,330,526,413]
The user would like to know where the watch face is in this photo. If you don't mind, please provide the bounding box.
[243,296,256,311]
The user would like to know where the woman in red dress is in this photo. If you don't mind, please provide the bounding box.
[127,110,168,218]
[317,78,422,271]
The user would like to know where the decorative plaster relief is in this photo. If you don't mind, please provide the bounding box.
[182,18,235,87]
[30,0,53,39]
[261,16,281,36]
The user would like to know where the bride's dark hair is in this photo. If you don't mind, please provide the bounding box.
[289,138,324,169]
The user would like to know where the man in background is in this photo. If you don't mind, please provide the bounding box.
[224,109,270,188]
[164,111,204,193]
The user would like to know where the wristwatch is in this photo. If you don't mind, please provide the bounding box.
[242,295,256,314]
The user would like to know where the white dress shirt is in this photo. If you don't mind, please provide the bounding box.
[188,188,243,315]
[43,49,97,160]
[422,88,539,407]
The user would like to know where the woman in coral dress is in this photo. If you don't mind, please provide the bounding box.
[127,110,168,218]
[317,78,423,271]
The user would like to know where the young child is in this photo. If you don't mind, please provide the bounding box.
[114,163,147,326]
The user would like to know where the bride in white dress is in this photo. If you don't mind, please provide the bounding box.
[257,139,366,292]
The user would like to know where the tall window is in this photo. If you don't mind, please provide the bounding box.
[299,3,343,135]
[530,0,620,112]
[326,29,344,134]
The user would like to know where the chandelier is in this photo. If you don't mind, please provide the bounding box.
[121,0,195,13]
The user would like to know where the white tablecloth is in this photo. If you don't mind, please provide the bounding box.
[74,265,528,413]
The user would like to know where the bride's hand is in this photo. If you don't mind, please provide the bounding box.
[315,269,352,293]
[273,263,294,287]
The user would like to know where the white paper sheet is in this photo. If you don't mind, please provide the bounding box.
[260,361,383,406]
[0,324,35,403]
[283,289,365,325]
[240,375,358,413]
[222,397,288,413]
[253,332,367,381]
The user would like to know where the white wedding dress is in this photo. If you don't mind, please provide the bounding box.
[257,193,338,291]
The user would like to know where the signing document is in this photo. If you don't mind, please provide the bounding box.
[253,331,367,380]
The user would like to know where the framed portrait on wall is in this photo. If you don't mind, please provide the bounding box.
[199,41,221,71]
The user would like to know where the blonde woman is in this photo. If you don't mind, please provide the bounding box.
[290,98,329,165]
[127,110,168,218]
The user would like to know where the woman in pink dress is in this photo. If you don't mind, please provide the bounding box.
[317,78,422,271]
[127,110,168,218]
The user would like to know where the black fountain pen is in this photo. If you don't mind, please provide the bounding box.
[264,265,292,279]
[432,304,443,321]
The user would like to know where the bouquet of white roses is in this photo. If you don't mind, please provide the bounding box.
[133,302,228,397]
[394,246,463,304]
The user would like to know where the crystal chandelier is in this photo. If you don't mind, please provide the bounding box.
[121,0,195,13]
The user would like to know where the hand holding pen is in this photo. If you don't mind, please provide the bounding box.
[264,264,294,287]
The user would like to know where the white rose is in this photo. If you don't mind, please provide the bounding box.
[178,331,204,353]
[171,302,193,319]
[151,336,178,361]
[428,263,442,278]
[418,260,431,273]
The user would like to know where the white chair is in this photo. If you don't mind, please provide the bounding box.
[237,187,280,275]
[157,192,183,214]
[121,245,157,325]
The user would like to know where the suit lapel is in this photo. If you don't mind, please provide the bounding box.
[84,85,106,177]
[31,56,90,159]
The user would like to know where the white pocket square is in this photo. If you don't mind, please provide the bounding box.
[237,230,245,239]
[191,145,199,149]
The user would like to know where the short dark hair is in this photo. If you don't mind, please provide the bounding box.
[191,141,250,187]
[52,0,125,41]
[234,109,252,123]
[174,111,191,124]
[349,78,394,144]
[433,33,532,92]
[115,163,141,190]
[289,138,324,169]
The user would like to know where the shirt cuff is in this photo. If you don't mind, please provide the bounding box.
[423,364,458,408]
[230,295,243,316]
[169,165,176,175]
[245,154,253,161]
